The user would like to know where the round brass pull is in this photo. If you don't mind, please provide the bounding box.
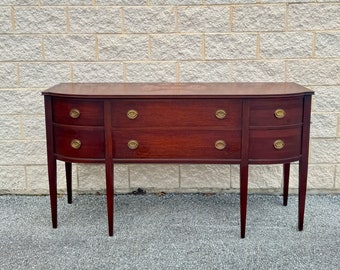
[70,139,81,149]
[127,140,139,150]
[215,140,226,150]
[215,109,227,120]
[273,139,285,150]
[127,109,138,120]
[274,108,286,119]
[69,108,80,119]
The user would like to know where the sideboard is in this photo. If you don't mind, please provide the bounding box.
[42,82,314,238]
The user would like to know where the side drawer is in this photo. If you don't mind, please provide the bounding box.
[112,129,241,160]
[53,97,104,126]
[54,125,105,159]
[248,127,302,160]
[111,99,242,128]
[249,97,303,126]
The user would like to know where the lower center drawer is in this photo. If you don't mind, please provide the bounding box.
[112,129,241,160]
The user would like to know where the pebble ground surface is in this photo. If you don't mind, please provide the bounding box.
[0,193,339,270]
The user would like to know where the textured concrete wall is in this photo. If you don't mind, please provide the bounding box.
[0,1,339,195]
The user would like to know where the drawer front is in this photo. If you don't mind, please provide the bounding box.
[249,98,303,126]
[53,97,104,126]
[54,126,105,158]
[111,99,242,128]
[112,130,241,159]
[249,127,302,160]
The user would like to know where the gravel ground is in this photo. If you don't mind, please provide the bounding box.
[0,193,339,270]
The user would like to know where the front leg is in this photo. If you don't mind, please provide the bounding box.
[240,163,249,238]
[106,161,114,236]
[48,158,57,228]
[283,163,290,206]
[65,162,72,204]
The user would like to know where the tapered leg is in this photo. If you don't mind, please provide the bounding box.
[298,159,308,231]
[65,162,72,204]
[240,163,249,238]
[283,163,290,206]
[106,161,114,236]
[298,94,312,231]
[103,100,114,236]
[48,158,57,228]
[45,96,58,229]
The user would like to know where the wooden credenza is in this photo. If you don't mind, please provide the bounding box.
[42,82,314,238]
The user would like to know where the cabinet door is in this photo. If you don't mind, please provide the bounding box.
[54,126,105,159]
[248,127,302,161]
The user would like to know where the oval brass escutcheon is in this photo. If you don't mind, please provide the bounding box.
[273,139,285,150]
[215,140,226,150]
[215,109,227,120]
[274,108,286,119]
[70,139,81,149]
[69,108,80,119]
[127,140,139,150]
[127,109,138,120]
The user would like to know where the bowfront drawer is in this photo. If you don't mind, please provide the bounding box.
[112,129,241,160]
[249,98,303,126]
[111,99,242,128]
[249,127,302,160]
[54,125,105,159]
[53,97,104,126]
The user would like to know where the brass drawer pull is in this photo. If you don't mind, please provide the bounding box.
[70,139,81,149]
[215,140,226,150]
[69,108,80,119]
[274,108,286,119]
[215,109,227,119]
[128,140,139,150]
[273,139,285,150]
[127,109,138,120]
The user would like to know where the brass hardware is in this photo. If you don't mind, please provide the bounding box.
[274,108,286,119]
[70,139,81,149]
[273,139,285,150]
[127,109,138,120]
[69,108,80,119]
[127,140,139,150]
[215,140,226,150]
[215,109,227,120]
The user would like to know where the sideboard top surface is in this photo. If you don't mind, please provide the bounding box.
[42,82,314,99]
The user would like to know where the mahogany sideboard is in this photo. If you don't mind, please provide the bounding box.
[42,82,314,238]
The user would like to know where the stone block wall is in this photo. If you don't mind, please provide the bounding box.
[0,0,339,194]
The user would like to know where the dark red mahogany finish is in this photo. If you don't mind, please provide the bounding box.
[42,82,314,238]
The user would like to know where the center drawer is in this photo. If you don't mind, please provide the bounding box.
[111,99,242,128]
[112,129,241,160]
